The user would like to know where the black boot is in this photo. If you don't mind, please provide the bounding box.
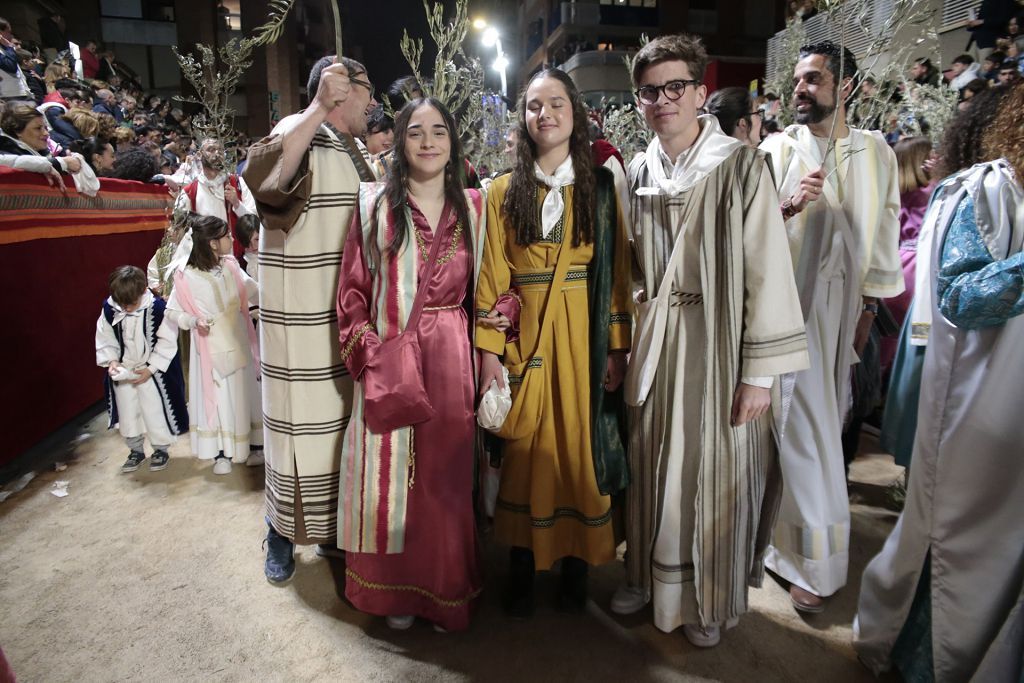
[556,556,588,613]
[502,546,535,619]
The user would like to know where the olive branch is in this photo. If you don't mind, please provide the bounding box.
[172,0,298,168]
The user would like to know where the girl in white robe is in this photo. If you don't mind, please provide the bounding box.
[167,215,262,474]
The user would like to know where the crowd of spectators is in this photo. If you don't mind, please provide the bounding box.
[0,14,231,188]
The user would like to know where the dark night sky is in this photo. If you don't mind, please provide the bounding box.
[344,0,449,96]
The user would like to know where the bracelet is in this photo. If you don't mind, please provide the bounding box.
[780,198,798,221]
[863,302,879,315]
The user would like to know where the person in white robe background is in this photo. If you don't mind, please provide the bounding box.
[760,41,904,613]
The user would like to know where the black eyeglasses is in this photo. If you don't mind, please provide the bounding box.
[634,79,701,105]
[350,76,375,99]
[748,110,765,120]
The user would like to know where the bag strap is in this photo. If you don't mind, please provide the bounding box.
[651,221,688,304]
[529,206,575,358]
[403,203,453,333]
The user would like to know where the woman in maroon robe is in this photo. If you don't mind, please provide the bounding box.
[335,98,497,631]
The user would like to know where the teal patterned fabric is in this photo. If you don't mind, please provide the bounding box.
[891,554,936,683]
[937,196,1024,329]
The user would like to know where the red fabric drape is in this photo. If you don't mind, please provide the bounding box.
[0,168,173,464]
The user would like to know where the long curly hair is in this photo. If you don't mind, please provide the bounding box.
[370,98,470,266]
[983,82,1024,181]
[502,68,596,247]
[937,86,1008,178]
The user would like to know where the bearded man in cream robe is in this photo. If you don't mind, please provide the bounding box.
[760,41,903,612]
[613,33,809,649]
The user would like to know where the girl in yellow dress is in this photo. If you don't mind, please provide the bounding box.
[476,68,632,617]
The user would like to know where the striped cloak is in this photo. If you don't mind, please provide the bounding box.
[625,140,809,626]
[244,119,377,544]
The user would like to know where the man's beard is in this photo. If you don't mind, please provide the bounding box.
[202,156,224,172]
[794,96,835,125]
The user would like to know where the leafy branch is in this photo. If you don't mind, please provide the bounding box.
[172,0,298,168]
[394,0,509,173]
[767,0,950,154]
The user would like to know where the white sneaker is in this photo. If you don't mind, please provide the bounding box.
[385,615,415,630]
[246,452,265,467]
[213,458,233,475]
[682,617,738,648]
[610,584,648,615]
[683,624,721,648]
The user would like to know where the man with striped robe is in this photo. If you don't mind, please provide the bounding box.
[760,42,903,612]
[243,56,379,582]
[616,34,809,648]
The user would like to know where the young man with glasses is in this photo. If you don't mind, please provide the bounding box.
[759,42,903,615]
[243,55,380,584]
[616,33,809,648]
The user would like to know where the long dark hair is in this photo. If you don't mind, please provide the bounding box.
[188,215,228,272]
[371,98,470,262]
[502,68,596,247]
[938,86,1009,178]
[70,135,111,175]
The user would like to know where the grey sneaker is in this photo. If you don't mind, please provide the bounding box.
[121,451,146,473]
[149,450,170,471]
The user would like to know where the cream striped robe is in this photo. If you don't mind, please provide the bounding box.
[244,118,378,544]
[625,139,809,627]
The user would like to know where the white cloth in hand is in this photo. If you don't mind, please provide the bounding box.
[67,152,100,197]
[110,365,140,382]
[477,366,512,431]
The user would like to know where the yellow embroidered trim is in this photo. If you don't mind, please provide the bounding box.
[340,323,373,363]
[345,567,482,608]
[414,221,463,266]
[424,303,462,311]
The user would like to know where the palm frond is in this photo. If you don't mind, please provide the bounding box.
[251,0,297,47]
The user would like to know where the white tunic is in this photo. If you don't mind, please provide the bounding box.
[95,294,180,445]
[166,264,262,462]
[760,125,903,597]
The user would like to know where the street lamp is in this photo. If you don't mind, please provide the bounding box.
[475,20,507,98]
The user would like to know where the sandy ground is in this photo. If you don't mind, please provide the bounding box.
[0,414,904,682]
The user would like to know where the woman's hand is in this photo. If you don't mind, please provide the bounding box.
[44,166,67,194]
[478,351,505,397]
[478,308,511,333]
[63,156,82,174]
[604,351,627,392]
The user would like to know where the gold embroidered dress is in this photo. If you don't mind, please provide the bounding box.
[475,174,632,569]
